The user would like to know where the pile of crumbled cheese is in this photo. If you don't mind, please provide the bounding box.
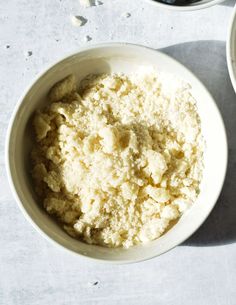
[31,72,204,248]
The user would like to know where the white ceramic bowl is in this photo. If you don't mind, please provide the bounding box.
[145,0,223,11]
[6,43,227,263]
[227,5,236,93]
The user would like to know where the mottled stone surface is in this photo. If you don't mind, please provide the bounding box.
[0,1,236,304]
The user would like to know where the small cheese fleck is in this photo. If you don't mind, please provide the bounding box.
[79,0,103,7]
[79,0,92,7]
[122,12,131,18]
[33,113,51,141]
[145,186,171,203]
[71,15,87,27]
[84,35,92,42]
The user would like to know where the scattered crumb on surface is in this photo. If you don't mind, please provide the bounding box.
[6,45,10,49]
[24,50,33,57]
[95,0,103,5]
[79,0,103,7]
[87,281,99,287]
[84,35,92,42]
[121,12,131,18]
[71,15,88,27]
[80,0,92,7]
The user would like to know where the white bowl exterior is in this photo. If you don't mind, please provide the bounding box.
[6,44,228,263]
[145,0,223,11]
[227,5,236,93]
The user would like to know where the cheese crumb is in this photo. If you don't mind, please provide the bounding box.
[79,0,103,7]
[79,0,92,7]
[84,35,92,42]
[70,15,87,27]
[121,12,131,18]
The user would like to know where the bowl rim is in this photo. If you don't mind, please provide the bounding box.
[5,42,228,264]
[144,0,224,11]
[227,4,236,93]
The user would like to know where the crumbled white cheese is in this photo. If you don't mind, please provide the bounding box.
[31,72,204,248]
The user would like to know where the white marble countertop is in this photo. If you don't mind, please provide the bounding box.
[1,1,236,304]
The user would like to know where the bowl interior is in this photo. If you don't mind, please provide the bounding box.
[7,44,227,263]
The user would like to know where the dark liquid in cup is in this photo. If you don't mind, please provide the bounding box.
[155,0,201,5]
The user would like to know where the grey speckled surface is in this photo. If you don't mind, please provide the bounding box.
[1,1,236,304]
